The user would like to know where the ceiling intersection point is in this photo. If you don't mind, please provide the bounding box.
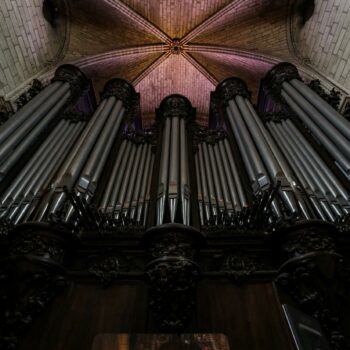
[168,39,185,55]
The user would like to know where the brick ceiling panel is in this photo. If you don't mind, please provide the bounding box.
[192,0,290,59]
[135,54,216,127]
[120,0,233,38]
[190,51,273,102]
[65,0,161,61]
[81,52,163,99]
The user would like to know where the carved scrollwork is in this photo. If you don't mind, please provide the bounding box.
[88,256,120,286]
[146,257,200,330]
[307,79,341,110]
[215,77,251,104]
[15,79,45,110]
[148,232,195,260]
[282,230,336,259]
[101,78,136,109]
[221,251,261,283]
[143,224,204,331]
[9,235,65,261]
[52,64,89,101]
[277,220,337,259]
[264,62,301,99]
[0,270,67,350]
[63,109,91,123]
[158,95,194,121]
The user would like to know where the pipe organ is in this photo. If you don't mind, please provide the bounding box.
[1,62,350,350]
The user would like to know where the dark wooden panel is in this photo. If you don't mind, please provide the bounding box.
[192,280,295,350]
[19,281,149,350]
[19,280,294,350]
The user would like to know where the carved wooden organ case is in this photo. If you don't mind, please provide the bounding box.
[0,62,350,350]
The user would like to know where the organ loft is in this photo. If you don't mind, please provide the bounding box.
[0,1,350,350]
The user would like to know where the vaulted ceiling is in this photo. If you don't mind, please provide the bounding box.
[63,0,294,127]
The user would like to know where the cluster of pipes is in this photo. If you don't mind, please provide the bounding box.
[195,134,247,226]
[0,62,349,230]
[0,67,154,227]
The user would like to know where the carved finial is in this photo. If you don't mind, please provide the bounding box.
[52,64,89,101]
[264,62,301,99]
[215,77,251,104]
[101,78,136,109]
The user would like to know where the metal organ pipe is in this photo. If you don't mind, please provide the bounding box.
[197,145,211,222]
[157,117,171,225]
[156,95,193,226]
[45,78,137,219]
[222,139,247,208]
[290,78,350,140]
[130,144,148,220]
[265,62,350,175]
[168,116,180,223]
[0,65,87,180]
[180,118,190,226]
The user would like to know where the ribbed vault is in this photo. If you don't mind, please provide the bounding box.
[63,0,298,126]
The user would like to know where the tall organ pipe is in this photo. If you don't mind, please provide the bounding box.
[156,95,193,226]
[99,139,127,212]
[130,143,149,220]
[179,119,190,225]
[268,122,325,220]
[168,116,180,223]
[144,154,155,226]
[197,146,210,222]
[122,144,143,216]
[157,117,171,225]
[106,141,132,214]
[195,154,204,225]
[222,139,248,208]
[0,65,87,179]
[136,146,152,222]
[201,142,218,218]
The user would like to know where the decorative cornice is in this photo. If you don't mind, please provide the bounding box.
[52,64,89,100]
[158,94,194,121]
[264,62,302,98]
[101,78,136,108]
[215,77,251,104]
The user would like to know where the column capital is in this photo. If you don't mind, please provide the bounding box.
[52,64,89,100]
[158,94,194,121]
[101,78,136,109]
[264,62,302,98]
[215,77,251,104]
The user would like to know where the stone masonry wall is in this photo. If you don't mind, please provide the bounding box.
[0,0,67,100]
